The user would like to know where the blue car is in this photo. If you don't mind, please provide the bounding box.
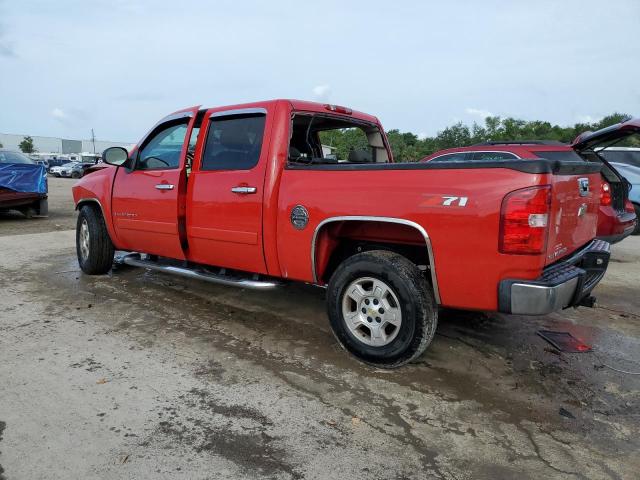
[610,161,640,235]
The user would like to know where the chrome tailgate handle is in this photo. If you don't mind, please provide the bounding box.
[231,186,257,194]
[155,184,174,190]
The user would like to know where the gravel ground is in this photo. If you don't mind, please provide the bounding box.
[0,177,638,479]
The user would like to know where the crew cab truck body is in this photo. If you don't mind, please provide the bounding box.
[73,99,610,367]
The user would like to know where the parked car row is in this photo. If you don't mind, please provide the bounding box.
[49,161,96,178]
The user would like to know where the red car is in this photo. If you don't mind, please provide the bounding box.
[73,100,609,367]
[422,120,639,243]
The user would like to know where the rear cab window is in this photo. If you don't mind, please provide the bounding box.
[288,114,389,165]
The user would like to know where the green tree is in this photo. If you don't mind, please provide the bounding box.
[19,136,35,154]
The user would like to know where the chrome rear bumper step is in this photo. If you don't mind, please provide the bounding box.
[117,253,281,290]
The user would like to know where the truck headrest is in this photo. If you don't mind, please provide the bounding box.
[348,149,372,163]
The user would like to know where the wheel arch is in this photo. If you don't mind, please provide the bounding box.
[311,216,440,303]
[76,197,105,215]
[75,197,120,246]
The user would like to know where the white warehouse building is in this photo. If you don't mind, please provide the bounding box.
[0,132,134,155]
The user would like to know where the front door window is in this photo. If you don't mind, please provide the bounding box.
[136,122,189,170]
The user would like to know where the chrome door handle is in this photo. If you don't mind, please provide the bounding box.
[231,186,257,194]
[155,184,174,190]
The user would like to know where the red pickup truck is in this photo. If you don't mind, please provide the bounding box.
[73,100,610,367]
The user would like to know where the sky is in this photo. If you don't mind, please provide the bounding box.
[1,0,639,142]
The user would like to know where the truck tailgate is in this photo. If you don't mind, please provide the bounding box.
[546,171,601,265]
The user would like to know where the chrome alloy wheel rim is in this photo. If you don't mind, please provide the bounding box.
[79,218,90,261]
[341,277,403,347]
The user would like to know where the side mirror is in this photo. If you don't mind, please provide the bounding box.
[102,147,130,167]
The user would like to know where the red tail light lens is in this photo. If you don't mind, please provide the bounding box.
[625,199,635,213]
[600,182,612,206]
[500,185,552,255]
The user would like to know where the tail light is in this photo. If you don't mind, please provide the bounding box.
[600,182,612,206]
[499,185,552,255]
[625,199,635,213]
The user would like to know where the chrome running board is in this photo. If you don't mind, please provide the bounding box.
[117,253,281,290]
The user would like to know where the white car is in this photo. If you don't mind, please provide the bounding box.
[49,165,65,177]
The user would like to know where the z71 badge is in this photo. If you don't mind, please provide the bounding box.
[419,195,469,207]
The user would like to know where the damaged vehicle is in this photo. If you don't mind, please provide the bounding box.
[422,119,640,244]
[607,161,640,234]
[73,100,610,367]
[0,149,48,218]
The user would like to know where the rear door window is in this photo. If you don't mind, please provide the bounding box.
[201,114,266,171]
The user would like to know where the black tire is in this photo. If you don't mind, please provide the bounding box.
[76,204,115,274]
[21,206,37,219]
[71,171,81,179]
[327,250,437,368]
[633,204,640,235]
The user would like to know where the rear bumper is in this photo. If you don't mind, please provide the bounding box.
[498,239,610,315]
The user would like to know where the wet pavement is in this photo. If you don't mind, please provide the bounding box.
[0,178,638,479]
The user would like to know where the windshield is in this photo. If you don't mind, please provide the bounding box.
[288,114,390,165]
[0,150,35,164]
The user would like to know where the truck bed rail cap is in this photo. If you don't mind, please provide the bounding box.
[286,159,602,175]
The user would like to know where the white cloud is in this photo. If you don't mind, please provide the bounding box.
[51,108,67,120]
[576,114,601,124]
[465,108,493,118]
[312,84,331,102]
[417,132,428,140]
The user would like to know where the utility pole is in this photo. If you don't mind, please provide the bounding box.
[91,128,96,153]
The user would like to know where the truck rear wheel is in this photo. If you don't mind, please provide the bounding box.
[327,250,437,368]
[76,204,115,274]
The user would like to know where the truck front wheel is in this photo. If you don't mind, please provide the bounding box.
[76,204,115,274]
[327,250,437,368]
